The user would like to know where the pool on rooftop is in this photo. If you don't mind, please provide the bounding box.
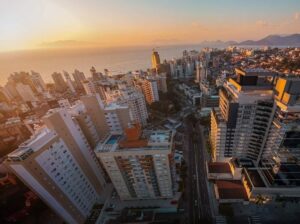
[106,135,121,144]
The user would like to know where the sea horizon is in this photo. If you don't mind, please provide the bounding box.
[0,44,207,85]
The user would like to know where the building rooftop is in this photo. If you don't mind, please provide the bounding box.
[215,180,248,200]
[225,80,273,103]
[244,169,266,187]
[235,67,276,76]
[208,162,232,174]
[261,163,300,187]
[95,124,174,153]
[7,128,56,161]
[105,102,128,110]
[5,117,22,125]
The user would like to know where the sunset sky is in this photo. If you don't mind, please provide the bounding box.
[1,0,300,51]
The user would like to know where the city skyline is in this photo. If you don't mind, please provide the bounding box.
[1,0,300,52]
[1,44,300,223]
[2,1,300,223]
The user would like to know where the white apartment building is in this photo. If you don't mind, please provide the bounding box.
[72,70,86,90]
[210,68,276,163]
[58,98,71,109]
[82,80,97,95]
[95,125,175,200]
[68,102,100,148]
[42,108,107,188]
[104,103,131,134]
[122,88,148,126]
[15,83,37,102]
[30,71,46,92]
[81,94,131,137]
[63,71,76,93]
[5,128,103,224]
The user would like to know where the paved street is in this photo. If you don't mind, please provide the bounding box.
[183,116,212,224]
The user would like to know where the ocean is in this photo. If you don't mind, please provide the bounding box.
[0,44,204,85]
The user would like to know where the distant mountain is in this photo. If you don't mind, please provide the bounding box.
[224,40,238,45]
[199,34,300,47]
[238,34,300,46]
[200,40,237,46]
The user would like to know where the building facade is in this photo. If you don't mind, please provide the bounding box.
[210,68,276,163]
[95,124,175,200]
[5,128,104,224]
[15,83,37,102]
[142,79,159,104]
[42,108,107,188]
[122,88,148,126]
[52,72,68,93]
[151,50,161,70]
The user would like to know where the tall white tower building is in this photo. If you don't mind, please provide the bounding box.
[95,124,175,200]
[15,83,37,102]
[122,88,148,126]
[5,128,106,224]
[63,71,76,93]
[210,68,276,163]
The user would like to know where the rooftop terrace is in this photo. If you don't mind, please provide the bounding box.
[7,128,56,161]
[95,130,174,153]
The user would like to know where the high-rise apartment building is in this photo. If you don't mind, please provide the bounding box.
[30,71,46,92]
[80,94,109,138]
[72,69,86,90]
[262,77,300,163]
[81,93,132,134]
[90,66,103,81]
[156,73,168,93]
[210,73,300,199]
[68,102,100,148]
[95,124,175,200]
[82,80,97,95]
[141,79,159,104]
[151,50,161,70]
[0,86,11,102]
[52,72,68,93]
[210,68,276,163]
[5,128,105,224]
[58,98,71,109]
[104,103,131,134]
[122,88,148,126]
[4,80,20,100]
[195,61,201,83]
[63,71,76,93]
[15,83,37,102]
[9,72,38,93]
[42,108,106,188]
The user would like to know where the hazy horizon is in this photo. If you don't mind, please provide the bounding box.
[0,43,207,85]
[1,0,300,52]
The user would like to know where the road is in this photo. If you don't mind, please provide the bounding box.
[183,116,212,224]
